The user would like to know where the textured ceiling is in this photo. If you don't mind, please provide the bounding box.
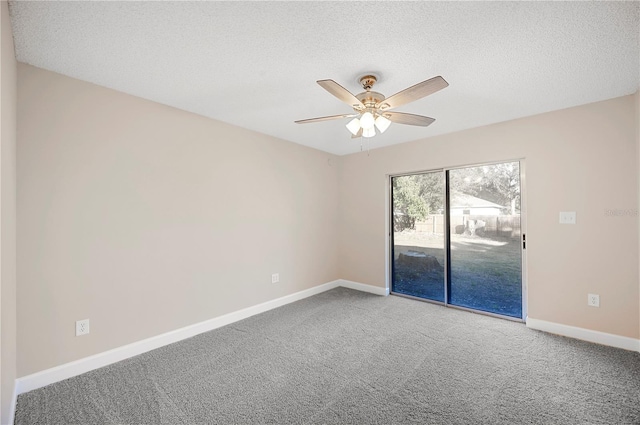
[8,1,640,156]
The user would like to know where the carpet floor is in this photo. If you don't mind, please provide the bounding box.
[14,287,640,424]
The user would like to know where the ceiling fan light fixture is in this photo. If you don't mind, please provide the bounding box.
[360,112,375,130]
[362,127,376,138]
[346,118,361,135]
[375,115,391,133]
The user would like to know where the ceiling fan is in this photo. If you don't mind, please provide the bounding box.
[295,74,448,138]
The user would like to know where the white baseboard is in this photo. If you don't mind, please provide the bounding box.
[526,317,640,352]
[15,279,385,396]
[337,279,389,296]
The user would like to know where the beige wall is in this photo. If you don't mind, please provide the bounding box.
[0,1,17,423]
[339,95,639,339]
[17,64,339,376]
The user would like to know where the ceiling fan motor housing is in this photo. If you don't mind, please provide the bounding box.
[355,91,385,109]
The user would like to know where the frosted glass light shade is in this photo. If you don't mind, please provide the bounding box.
[375,115,391,133]
[346,118,361,135]
[362,127,376,138]
[360,112,375,129]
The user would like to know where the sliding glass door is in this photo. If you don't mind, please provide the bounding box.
[390,161,524,319]
[447,162,522,318]
[391,172,445,302]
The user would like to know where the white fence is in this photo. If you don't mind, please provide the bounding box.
[415,214,521,239]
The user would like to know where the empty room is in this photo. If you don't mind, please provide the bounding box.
[1,1,639,424]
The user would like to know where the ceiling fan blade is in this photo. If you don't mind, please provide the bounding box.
[317,80,364,109]
[295,113,357,124]
[351,128,363,139]
[378,76,448,110]
[384,112,435,127]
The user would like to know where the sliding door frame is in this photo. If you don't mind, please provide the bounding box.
[387,158,527,322]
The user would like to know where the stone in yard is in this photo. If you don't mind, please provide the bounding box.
[398,251,443,271]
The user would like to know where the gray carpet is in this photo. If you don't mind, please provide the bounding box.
[14,287,640,424]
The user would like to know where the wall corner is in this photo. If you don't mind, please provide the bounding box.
[1,1,18,423]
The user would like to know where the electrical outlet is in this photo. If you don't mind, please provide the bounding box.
[76,319,90,336]
[271,273,279,284]
[587,294,600,307]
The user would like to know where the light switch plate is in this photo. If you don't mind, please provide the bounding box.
[559,211,576,224]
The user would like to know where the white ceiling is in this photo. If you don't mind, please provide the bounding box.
[8,1,640,156]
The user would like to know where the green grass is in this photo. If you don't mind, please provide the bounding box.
[392,233,522,317]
